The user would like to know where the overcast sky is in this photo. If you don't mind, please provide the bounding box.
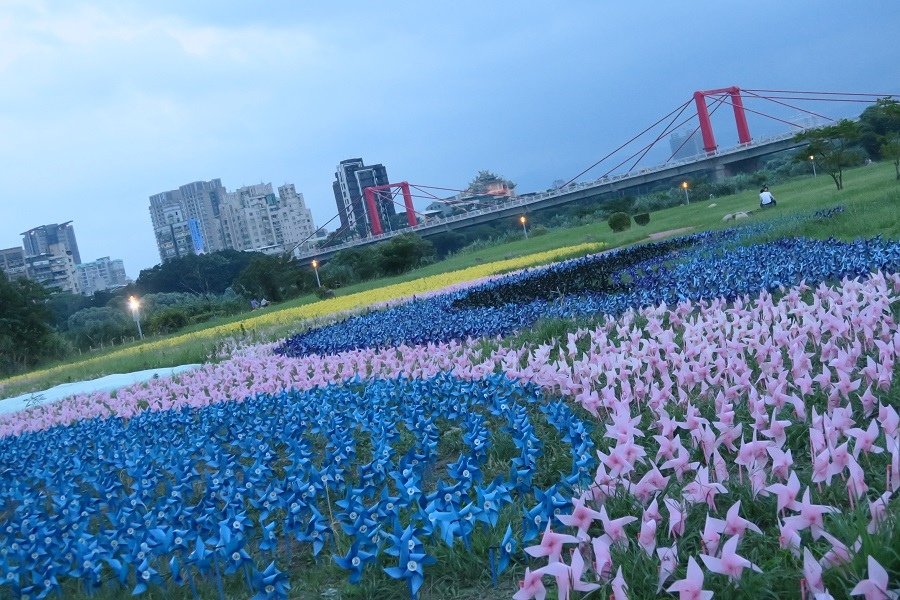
[1,1,898,277]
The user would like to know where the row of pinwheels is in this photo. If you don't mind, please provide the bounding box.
[0,373,594,599]
[277,208,900,357]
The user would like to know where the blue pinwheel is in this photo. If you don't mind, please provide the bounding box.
[383,526,435,599]
[333,540,378,583]
[251,562,291,600]
[132,558,163,595]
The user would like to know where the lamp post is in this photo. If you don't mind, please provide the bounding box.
[520,215,528,239]
[311,259,322,288]
[809,155,817,177]
[128,296,143,340]
[681,181,690,205]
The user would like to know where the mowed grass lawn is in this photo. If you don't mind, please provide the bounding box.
[2,161,898,400]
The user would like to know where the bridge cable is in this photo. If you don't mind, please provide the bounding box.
[743,89,899,98]
[742,90,833,122]
[560,99,692,188]
[627,95,704,172]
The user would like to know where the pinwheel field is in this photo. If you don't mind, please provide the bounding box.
[2,201,900,599]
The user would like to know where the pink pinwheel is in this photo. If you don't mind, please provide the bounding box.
[568,547,601,595]
[767,446,794,480]
[700,535,762,581]
[514,567,547,600]
[777,519,801,557]
[767,471,802,513]
[722,500,762,538]
[761,409,791,446]
[701,515,725,556]
[611,566,629,600]
[629,466,669,502]
[637,518,657,556]
[683,467,726,510]
[643,496,663,524]
[850,555,897,600]
[819,531,858,569]
[879,403,899,437]
[868,491,891,534]
[784,488,837,540]
[556,495,603,541]
[667,556,713,600]
[665,497,686,538]
[591,533,613,581]
[804,548,828,598]
[656,544,679,592]
[660,442,699,482]
[524,524,579,563]
[599,505,637,545]
[811,448,833,485]
[848,419,884,458]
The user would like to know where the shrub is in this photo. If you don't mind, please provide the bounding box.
[634,213,651,226]
[147,307,190,335]
[315,287,335,300]
[608,212,632,232]
[530,224,549,237]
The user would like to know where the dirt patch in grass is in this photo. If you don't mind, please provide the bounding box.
[647,226,694,240]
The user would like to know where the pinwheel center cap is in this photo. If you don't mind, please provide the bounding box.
[505,542,512,552]
[141,571,150,581]
[407,560,418,571]
[351,557,361,566]
[174,538,182,545]
[231,552,241,561]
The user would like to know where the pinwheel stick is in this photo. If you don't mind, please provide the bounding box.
[489,547,497,587]
[324,485,343,551]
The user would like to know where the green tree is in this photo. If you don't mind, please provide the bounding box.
[66,306,133,349]
[858,98,900,159]
[881,133,900,180]
[233,254,306,302]
[376,233,435,275]
[0,273,65,375]
[795,120,862,190]
[136,250,257,295]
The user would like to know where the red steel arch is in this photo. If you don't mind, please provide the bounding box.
[363,181,417,236]
[693,86,752,153]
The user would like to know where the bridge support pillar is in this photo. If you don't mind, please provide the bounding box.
[713,163,727,183]
[400,182,417,227]
[694,91,717,153]
[363,187,383,236]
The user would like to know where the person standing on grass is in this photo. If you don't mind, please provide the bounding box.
[759,185,777,208]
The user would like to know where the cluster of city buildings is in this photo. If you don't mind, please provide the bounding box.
[0,222,129,295]
[149,157,402,261]
[149,179,320,262]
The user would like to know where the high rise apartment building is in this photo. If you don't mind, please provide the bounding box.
[0,247,26,280]
[20,222,82,293]
[669,129,704,161]
[76,257,130,295]
[219,183,315,254]
[149,179,227,261]
[332,158,395,238]
[149,179,316,261]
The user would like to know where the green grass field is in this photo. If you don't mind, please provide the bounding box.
[1,161,897,401]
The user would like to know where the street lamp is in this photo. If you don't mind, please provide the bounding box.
[311,259,322,288]
[128,295,144,340]
[681,181,690,205]
[809,155,817,177]
[519,215,528,239]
